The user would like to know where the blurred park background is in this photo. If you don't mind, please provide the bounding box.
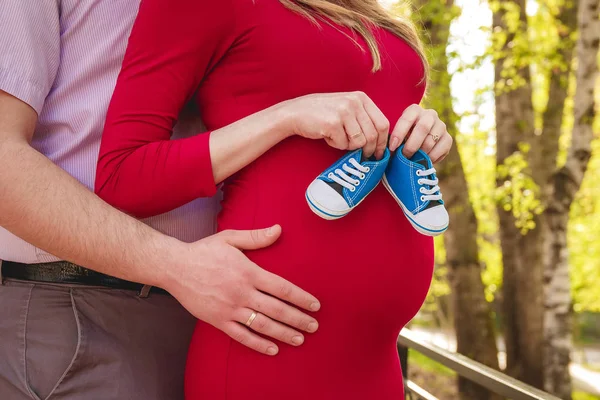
[382,0,600,399]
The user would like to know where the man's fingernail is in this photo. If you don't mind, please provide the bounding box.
[390,137,400,151]
[267,347,278,355]
[307,322,318,332]
[310,302,320,311]
[292,336,304,345]
[266,226,275,236]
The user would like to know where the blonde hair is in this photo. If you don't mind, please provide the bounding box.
[279,0,428,79]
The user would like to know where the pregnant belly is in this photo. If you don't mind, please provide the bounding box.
[218,138,434,337]
[187,139,434,399]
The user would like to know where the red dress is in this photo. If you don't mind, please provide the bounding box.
[96,0,434,398]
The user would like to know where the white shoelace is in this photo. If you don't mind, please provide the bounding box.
[416,168,443,202]
[328,158,370,192]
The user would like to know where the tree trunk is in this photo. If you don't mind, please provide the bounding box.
[493,0,545,388]
[543,0,599,397]
[442,149,502,400]
[493,0,581,395]
[415,2,501,399]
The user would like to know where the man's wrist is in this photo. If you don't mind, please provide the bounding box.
[142,234,189,290]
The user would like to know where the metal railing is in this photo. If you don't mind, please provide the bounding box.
[397,328,563,400]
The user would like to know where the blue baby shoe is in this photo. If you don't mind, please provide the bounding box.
[382,145,448,236]
[306,148,390,220]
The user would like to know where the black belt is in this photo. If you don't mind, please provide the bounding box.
[0,261,168,296]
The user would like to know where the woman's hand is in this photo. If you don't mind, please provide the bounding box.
[388,104,453,164]
[280,92,390,159]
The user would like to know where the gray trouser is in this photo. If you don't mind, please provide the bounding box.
[0,278,196,400]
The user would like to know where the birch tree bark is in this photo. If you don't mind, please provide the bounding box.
[543,0,599,397]
[524,1,579,397]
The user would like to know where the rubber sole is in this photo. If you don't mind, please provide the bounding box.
[382,174,448,237]
[305,191,348,220]
[305,182,380,220]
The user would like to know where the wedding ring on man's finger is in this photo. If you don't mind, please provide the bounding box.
[245,310,258,327]
[350,131,363,139]
[429,133,441,143]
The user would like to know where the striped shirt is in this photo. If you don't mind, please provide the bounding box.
[0,0,220,263]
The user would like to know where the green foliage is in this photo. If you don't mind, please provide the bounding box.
[557,69,577,167]
[569,139,600,313]
[458,122,503,303]
[495,143,544,234]
[489,0,533,94]
[529,0,578,160]
[573,391,600,400]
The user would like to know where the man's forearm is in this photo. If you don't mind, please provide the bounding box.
[0,139,180,286]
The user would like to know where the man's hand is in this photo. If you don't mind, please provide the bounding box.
[0,91,320,356]
[165,225,320,356]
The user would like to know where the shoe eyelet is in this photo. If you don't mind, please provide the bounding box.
[328,173,334,179]
[354,180,360,186]
[420,188,425,193]
[420,195,426,202]
[416,170,421,176]
[365,167,371,172]
[360,174,366,179]
[350,187,356,192]
[418,179,424,185]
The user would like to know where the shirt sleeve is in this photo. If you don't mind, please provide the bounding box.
[95,0,235,218]
[0,0,61,115]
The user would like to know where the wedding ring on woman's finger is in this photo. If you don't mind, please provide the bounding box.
[429,132,441,143]
[245,310,258,327]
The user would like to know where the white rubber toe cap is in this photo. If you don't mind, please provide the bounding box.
[306,179,350,215]
[413,204,449,232]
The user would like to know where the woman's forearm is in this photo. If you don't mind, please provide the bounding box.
[209,103,293,184]
[96,104,295,218]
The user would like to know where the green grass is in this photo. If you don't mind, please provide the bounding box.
[408,349,456,377]
[573,391,600,400]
